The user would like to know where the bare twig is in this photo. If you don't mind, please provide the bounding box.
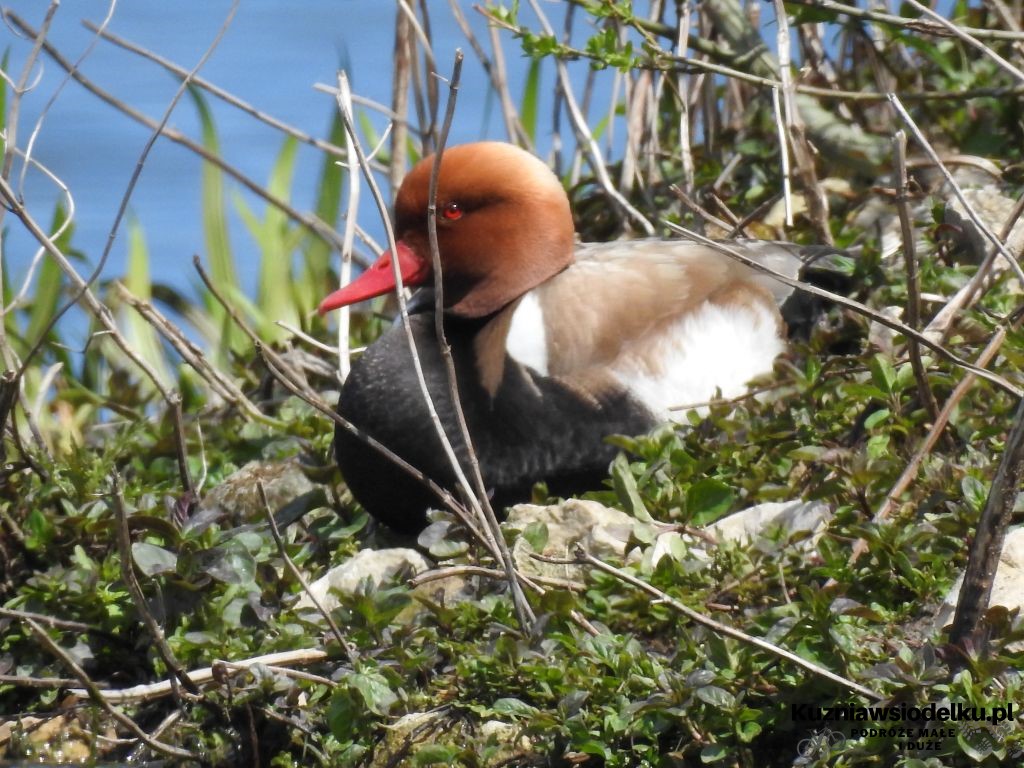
[449,0,530,147]
[259,481,357,660]
[191,255,487,542]
[848,321,1017,566]
[903,0,1024,86]
[112,281,268,422]
[11,2,240,381]
[334,72,359,382]
[949,398,1024,652]
[81,19,356,161]
[889,94,1024,286]
[524,0,656,235]
[0,0,59,183]
[924,190,1024,343]
[785,0,1024,41]
[17,2,118,199]
[0,176,179,404]
[892,131,941,425]
[331,70,504,558]
[771,0,832,243]
[67,648,330,704]
[2,11,370,266]
[111,472,199,697]
[25,618,199,758]
[424,51,535,631]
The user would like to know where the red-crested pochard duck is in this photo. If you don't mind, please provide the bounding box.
[320,141,819,533]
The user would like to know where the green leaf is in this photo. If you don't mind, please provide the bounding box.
[789,445,827,461]
[21,204,71,353]
[520,58,541,144]
[611,453,652,521]
[522,521,549,551]
[700,743,729,763]
[327,690,358,740]
[687,479,734,525]
[696,684,735,708]
[197,545,256,585]
[492,697,539,717]
[131,541,177,576]
[255,135,302,342]
[351,670,398,715]
[413,744,460,765]
[867,434,890,461]
[870,354,897,395]
[863,408,891,430]
[299,110,346,313]
[23,508,54,551]
[961,475,988,513]
[189,86,243,362]
[121,218,173,390]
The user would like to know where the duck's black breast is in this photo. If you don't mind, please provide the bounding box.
[334,310,658,533]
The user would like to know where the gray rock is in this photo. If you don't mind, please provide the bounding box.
[935,526,1024,641]
[369,711,531,767]
[706,499,834,545]
[200,458,316,525]
[504,500,635,582]
[296,548,431,613]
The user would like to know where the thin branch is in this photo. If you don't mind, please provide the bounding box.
[17,2,118,199]
[331,68,503,558]
[424,50,535,630]
[785,0,1024,41]
[847,320,1018,567]
[2,11,371,267]
[892,130,941,426]
[12,2,240,379]
[25,618,199,759]
[889,94,1024,286]
[259,481,357,660]
[112,281,268,422]
[949,397,1024,652]
[111,472,199,697]
[67,648,330,704]
[903,0,1024,86]
[81,18,357,161]
[525,0,656,235]
[449,0,531,148]
[334,72,359,383]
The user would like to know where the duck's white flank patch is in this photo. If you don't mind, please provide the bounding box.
[612,301,783,420]
[506,292,549,374]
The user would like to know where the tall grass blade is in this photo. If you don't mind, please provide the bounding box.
[520,57,541,146]
[121,217,173,390]
[234,135,303,342]
[189,86,244,362]
[21,204,73,362]
[298,112,346,318]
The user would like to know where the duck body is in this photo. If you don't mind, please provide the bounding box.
[320,142,812,533]
[335,300,659,533]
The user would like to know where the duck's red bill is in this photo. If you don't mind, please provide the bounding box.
[318,242,430,314]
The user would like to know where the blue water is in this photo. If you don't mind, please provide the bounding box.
[1,1,557,321]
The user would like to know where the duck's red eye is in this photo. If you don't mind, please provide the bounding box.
[441,201,463,221]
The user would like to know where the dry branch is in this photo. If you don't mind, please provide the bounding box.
[950,398,1024,651]
[66,648,330,705]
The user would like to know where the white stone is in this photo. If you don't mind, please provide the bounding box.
[296,548,431,612]
[935,526,1024,638]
